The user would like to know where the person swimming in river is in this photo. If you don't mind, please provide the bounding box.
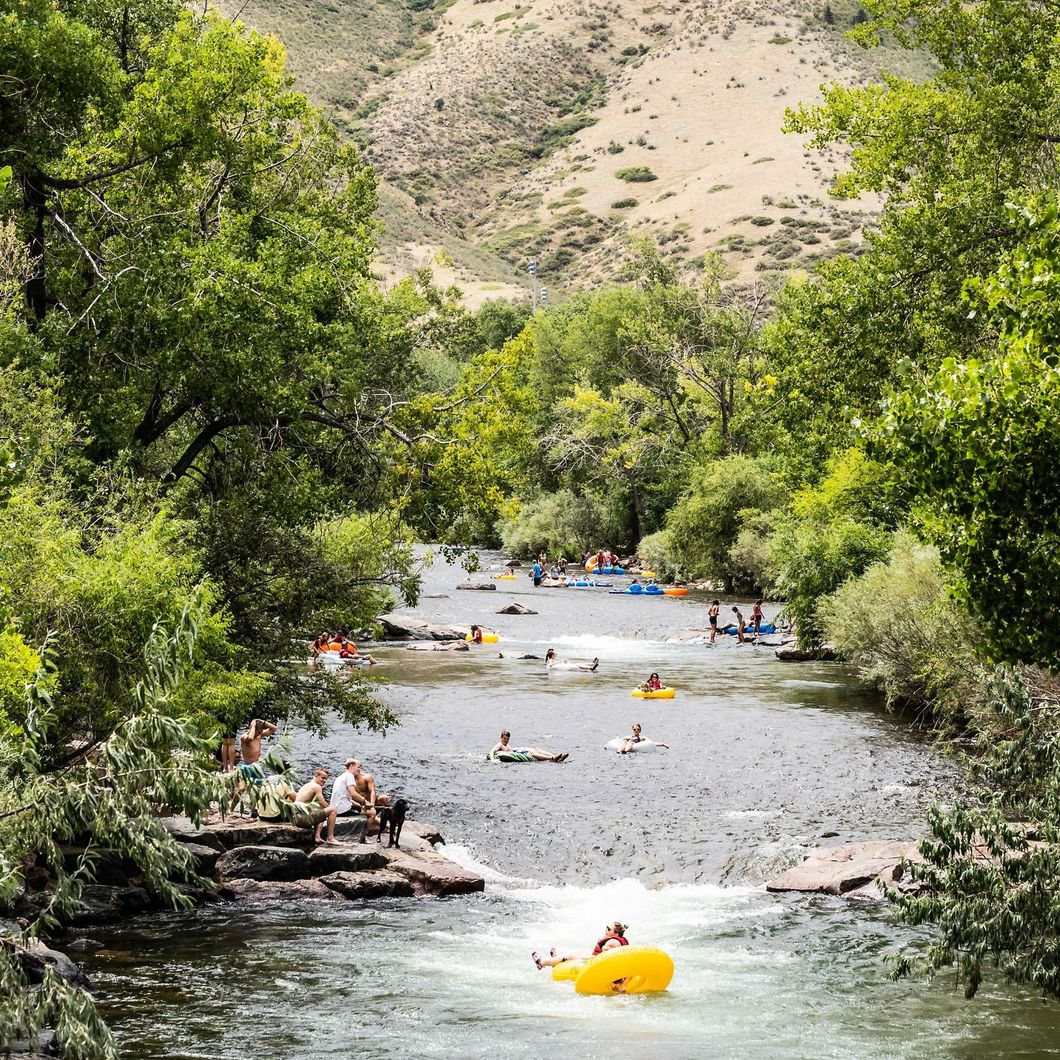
[545,648,599,672]
[532,921,630,969]
[490,729,568,762]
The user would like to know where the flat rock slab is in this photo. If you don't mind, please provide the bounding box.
[497,603,536,615]
[220,878,340,902]
[405,641,469,652]
[205,821,315,851]
[306,847,387,874]
[319,870,414,899]
[766,841,922,898]
[378,613,465,640]
[455,583,496,591]
[382,849,485,896]
[215,845,309,882]
[333,816,367,841]
[776,646,839,662]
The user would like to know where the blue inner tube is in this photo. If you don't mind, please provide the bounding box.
[721,623,777,635]
[590,566,626,575]
[609,585,663,596]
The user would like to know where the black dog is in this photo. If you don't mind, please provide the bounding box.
[375,798,408,848]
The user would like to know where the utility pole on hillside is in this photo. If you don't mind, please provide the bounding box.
[528,258,538,312]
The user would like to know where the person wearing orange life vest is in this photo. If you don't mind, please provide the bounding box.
[531,921,629,969]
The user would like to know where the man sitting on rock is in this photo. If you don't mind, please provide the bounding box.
[329,758,376,833]
[294,767,341,845]
[351,759,390,816]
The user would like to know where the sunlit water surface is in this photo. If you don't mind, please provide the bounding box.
[85,552,1060,1057]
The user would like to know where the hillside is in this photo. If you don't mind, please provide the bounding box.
[219,0,930,296]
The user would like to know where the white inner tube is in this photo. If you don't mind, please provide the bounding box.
[547,661,595,672]
[604,737,658,753]
[316,651,373,667]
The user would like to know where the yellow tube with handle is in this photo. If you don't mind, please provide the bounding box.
[465,632,499,643]
[551,947,674,995]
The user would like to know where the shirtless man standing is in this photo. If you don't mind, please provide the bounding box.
[229,718,278,812]
[296,767,341,845]
[240,719,277,771]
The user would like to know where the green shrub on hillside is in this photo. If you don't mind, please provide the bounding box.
[616,165,658,182]
[607,141,625,154]
[611,197,638,209]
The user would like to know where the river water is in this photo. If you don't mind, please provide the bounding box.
[85,553,1060,1057]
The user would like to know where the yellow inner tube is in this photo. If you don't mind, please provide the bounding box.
[551,947,674,995]
[465,632,499,643]
[641,569,657,579]
[632,686,676,699]
[494,574,516,580]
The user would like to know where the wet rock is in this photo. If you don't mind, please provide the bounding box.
[306,847,387,874]
[214,845,309,882]
[775,645,839,662]
[497,602,536,615]
[378,613,465,640]
[219,878,340,902]
[69,885,154,926]
[64,938,104,953]
[405,641,470,652]
[20,939,90,990]
[516,653,541,660]
[765,841,921,898]
[59,847,140,888]
[423,594,449,599]
[456,583,497,591]
[502,559,522,567]
[318,869,414,899]
[382,849,485,896]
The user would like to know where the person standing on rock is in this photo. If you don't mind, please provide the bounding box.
[240,718,277,774]
[732,607,746,644]
[752,600,764,635]
[296,768,342,845]
[708,600,721,644]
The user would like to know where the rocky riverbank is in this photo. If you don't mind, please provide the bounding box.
[13,816,484,929]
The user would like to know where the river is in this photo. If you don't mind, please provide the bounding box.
[84,552,1060,1058]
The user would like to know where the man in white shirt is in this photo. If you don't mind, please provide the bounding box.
[329,758,375,831]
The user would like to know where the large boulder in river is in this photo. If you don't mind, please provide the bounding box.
[214,845,309,882]
[382,848,485,896]
[497,603,537,615]
[205,820,315,851]
[456,582,496,591]
[765,841,921,898]
[377,613,466,640]
[318,869,414,899]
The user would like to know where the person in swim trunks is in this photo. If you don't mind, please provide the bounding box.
[489,730,568,762]
[708,600,720,644]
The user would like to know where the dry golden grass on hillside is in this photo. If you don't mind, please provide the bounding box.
[221,0,931,298]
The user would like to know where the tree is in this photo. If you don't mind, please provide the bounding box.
[880,199,1060,670]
